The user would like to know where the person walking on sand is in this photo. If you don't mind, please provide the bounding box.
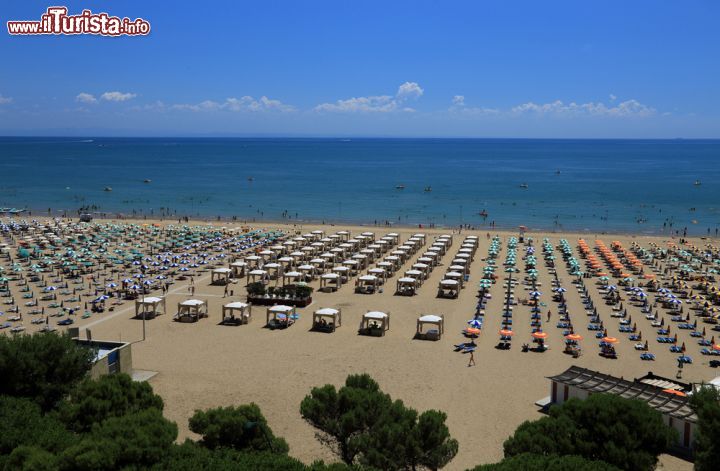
[547,310,552,322]
[468,351,476,367]
[223,284,229,298]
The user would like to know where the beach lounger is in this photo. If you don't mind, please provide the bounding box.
[640,353,655,361]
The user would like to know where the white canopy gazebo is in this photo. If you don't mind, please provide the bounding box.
[297,264,317,281]
[356,274,379,294]
[376,261,395,275]
[266,304,297,329]
[351,254,369,270]
[385,233,399,245]
[211,267,232,285]
[135,296,165,319]
[320,273,341,292]
[449,264,468,276]
[412,233,427,245]
[309,258,327,272]
[282,270,302,286]
[445,270,465,288]
[384,255,401,270]
[222,301,251,325]
[264,262,283,280]
[396,277,418,296]
[332,265,350,282]
[404,269,424,284]
[438,279,460,298]
[360,310,390,336]
[247,269,269,285]
[278,256,295,270]
[174,299,207,323]
[230,261,247,278]
[416,314,444,340]
[244,255,262,269]
[313,307,341,332]
[367,267,387,284]
[431,242,448,256]
[341,259,359,276]
[414,261,433,278]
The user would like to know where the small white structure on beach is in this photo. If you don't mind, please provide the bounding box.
[320,273,341,292]
[266,304,296,329]
[416,314,444,340]
[355,274,379,294]
[360,310,390,336]
[221,301,251,325]
[438,279,460,298]
[396,277,418,296]
[313,307,341,332]
[174,299,207,323]
[134,296,166,319]
[211,267,232,285]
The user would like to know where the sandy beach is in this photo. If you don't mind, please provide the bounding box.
[2,218,712,469]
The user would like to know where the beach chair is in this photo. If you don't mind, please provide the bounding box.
[640,353,655,361]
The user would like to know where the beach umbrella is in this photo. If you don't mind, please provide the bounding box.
[44,286,57,291]
[602,336,619,343]
[499,329,514,337]
[467,319,483,329]
[466,327,481,336]
[566,333,583,341]
[532,331,548,339]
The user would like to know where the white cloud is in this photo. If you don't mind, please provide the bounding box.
[0,94,12,104]
[314,82,424,113]
[101,91,137,102]
[511,99,655,117]
[448,95,499,116]
[397,81,424,99]
[171,96,295,113]
[75,92,97,104]
[609,94,617,102]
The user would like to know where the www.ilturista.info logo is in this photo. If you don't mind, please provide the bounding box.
[7,7,150,36]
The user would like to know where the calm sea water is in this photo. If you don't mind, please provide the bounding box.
[1,137,719,235]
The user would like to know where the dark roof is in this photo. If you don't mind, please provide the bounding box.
[548,366,697,423]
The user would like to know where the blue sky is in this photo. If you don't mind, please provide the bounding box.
[1,0,718,137]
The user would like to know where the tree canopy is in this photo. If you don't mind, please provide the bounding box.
[189,403,289,454]
[58,372,164,433]
[300,373,458,470]
[690,385,720,471]
[471,453,621,471]
[503,394,675,471]
[0,333,94,410]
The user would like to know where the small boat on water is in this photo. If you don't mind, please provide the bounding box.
[143,179,152,183]
[479,210,488,218]
[519,183,529,189]
[694,180,701,186]
[424,186,432,192]
[104,187,112,192]
[396,184,405,190]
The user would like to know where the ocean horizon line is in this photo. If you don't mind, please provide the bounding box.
[2,135,720,142]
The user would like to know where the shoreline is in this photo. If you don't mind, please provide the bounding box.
[1,210,707,241]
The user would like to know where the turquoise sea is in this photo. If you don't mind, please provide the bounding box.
[1,137,719,235]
